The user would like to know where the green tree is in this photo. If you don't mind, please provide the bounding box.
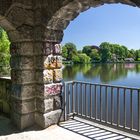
[82,46,92,56]
[0,27,10,68]
[78,53,91,63]
[99,42,111,62]
[90,49,101,62]
[62,43,77,60]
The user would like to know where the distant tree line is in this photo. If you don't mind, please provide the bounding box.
[62,42,140,63]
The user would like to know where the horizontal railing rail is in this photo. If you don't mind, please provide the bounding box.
[63,81,140,135]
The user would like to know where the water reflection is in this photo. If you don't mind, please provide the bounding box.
[63,63,140,83]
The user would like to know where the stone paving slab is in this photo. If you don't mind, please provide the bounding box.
[0,115,90,140]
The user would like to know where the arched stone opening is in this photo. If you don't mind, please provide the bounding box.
[0,1,35,130]
[34,0,140,128]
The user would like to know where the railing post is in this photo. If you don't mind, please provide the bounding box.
[123,88,126,128]
[138,89,140,132]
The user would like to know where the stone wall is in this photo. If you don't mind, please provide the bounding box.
[0,77,11,115]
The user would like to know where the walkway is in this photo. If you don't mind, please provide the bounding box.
[0,115,139,140]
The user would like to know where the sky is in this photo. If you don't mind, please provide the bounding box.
[62,4,140,50]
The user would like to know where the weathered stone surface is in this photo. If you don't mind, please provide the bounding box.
[36,83,62,98]
[53,69,62,82]
[11,70,35,84]
[53,44,62,54]
[43,69,53,83]
[11,111,35,130]
[35,109,62,128]
[11,84,35,99]
[10,56,34,69]
[53,95,62,110]
[11,98,35,114]
[10,42,34,56]
[36,98,53,113]
[44,55,57,69]
[44,83,62,97]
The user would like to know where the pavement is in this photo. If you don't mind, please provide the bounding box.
[0,115,90,140]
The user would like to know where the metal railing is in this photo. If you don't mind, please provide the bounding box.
[63,81,140,135]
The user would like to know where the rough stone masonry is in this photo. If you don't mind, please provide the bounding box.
[0,0,139,130]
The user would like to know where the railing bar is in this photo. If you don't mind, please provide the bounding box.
[130,89,133,130]
[124,88,126,128]
[94,85,97,120]
[73,81,139,90]
[106,87,108,123]
[100,85,102,122]
[72,82,74,114]
[111,87,113,125]
[67,84,70,116]
[90,84,92,119]
[74,81,139,90]
[85,84,87,117]
[81,83,83,116]
[76,83,78,115]
[117,88,120,127]
[63,82,66,121]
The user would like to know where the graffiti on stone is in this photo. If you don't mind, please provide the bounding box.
[44,83,62,96]
[44,55,57,69]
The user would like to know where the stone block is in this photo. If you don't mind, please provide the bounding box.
[36,98,53,113]
[11,111,35,130]
[10,56,34,69]
[53,69,62,82]
[53,44,62,54]
[35,109,62,128]
[43,42,53,55]
[44,55,57,69]
[11,98,35,114]
[35,55,44,69]
[10,42,34,56]
[44,83,62,97]
[35,71,43,83]
[12,84,35,99]
[43,69,53,83]
[56,56,62,68]
[53,95,61,110]
[11,70,35,84]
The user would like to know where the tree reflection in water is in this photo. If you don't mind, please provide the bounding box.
[63,63,140,83]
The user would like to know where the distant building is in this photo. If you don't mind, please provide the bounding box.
[90,45,100,51]
[124,58,134,62]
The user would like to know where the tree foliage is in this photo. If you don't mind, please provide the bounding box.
[63,41,140,63]
[0,27,10,74]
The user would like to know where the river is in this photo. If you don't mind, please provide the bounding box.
[63,63,140,88]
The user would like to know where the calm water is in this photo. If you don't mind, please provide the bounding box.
[63,63,140,88]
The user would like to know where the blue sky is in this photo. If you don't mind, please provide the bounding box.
[62,4,140,50]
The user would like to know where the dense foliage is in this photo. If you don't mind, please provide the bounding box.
[0,27,10,75]
[62,42,140,63]
[62,43,91,64]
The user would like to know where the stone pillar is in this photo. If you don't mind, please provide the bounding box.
[10,41,36,129]
[35,40,63,128]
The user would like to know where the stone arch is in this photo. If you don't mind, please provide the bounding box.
[46,0,138,35]
[34,0,140,129]
[0,1,35,130]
